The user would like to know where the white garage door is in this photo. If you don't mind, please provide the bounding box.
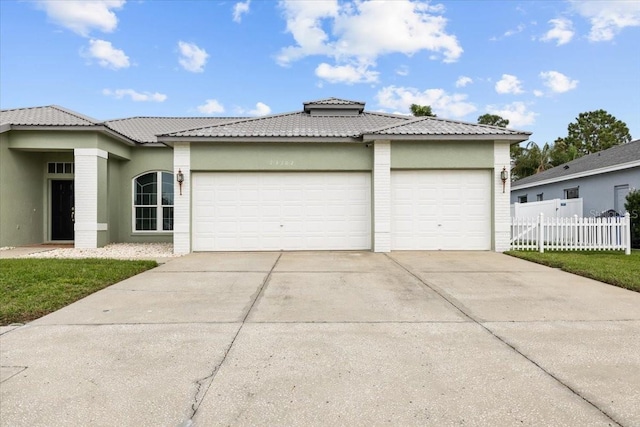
[391,170,491,250]
[192,172,371,251]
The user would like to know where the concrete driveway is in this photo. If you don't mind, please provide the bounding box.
[1,251,639,426]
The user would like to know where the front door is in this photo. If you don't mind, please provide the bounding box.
[52,180,74,241]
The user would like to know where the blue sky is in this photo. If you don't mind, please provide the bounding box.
[1,0,639,145]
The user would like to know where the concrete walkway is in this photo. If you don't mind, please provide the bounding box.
[1,251,639,426]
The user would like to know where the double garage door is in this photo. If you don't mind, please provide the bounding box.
[191,170,491,251]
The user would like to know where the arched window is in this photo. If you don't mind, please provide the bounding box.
[133,171,173,231]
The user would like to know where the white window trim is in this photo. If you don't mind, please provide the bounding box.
[132,171,174,233]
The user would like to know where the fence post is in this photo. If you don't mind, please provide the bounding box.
[625,212,632,255]
[538,213,544,253]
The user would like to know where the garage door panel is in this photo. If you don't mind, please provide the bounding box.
[391,170,491,250]
[192,172,371,251]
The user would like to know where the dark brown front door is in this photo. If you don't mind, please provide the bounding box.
[52,180,74,241]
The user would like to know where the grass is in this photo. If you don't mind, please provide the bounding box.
[505,250,640,292]
[0,258,157,325]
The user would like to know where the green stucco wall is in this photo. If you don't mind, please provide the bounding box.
[0,133,45,246]
[191,143,372,171]
[107,158,121,244]
[391,141,494,169]
[114,147,173,243]
[8,131,131,160]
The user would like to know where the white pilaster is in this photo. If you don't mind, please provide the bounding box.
[74,148,108,249]
[494,141,512,252]
[373,140,391,252]
[173,142,191,254]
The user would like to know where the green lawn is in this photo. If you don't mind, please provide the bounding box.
[505,250,640,292]
[0,258,157,325]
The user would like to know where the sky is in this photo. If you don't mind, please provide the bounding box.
[1,0,639,146]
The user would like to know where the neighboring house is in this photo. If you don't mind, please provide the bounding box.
[511,139,640,217]
[1,97,530,253]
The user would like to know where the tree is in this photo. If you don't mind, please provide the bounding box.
[555,109,631,157]
[477,113,509,128]
[410,104,436,117]
[511,141,552,181]
[549,137,580,166]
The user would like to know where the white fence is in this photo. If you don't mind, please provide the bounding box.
[511,198,583,219]
[511,213,631,255]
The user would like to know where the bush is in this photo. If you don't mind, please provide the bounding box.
[625,189,640,248]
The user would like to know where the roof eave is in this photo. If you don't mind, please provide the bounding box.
[361,133,530,142]
[159,135,363,145]
[511,160,640,190]
[5,125,137,146]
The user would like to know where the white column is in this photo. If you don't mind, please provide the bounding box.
[494,141,512,252]
[173,142,191,254]
[373,140,391,252]
[74,148,108,249]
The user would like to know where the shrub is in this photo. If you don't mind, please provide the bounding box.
[625,189,640,248]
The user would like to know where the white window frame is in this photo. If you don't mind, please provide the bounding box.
[132,171,174,233]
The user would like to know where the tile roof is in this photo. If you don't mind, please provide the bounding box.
[304,97,364,106]
[366,116,531,136]
[104,117,244,144]
[0,105,99,127]
[512,139,640,188]
[1,98,533,145]
[162,111,411,139]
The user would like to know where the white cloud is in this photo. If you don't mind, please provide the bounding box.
[197,99,225,114]
[533,90,544,97]
[233,0,250,23]
[495,74,524,94]
[395,65,410,76]
[315,62,379,84]
[486,102,537,127]
[490,23,525,41]
[84,39,129,69]
[35,0,125,36]
[504,23,525,37]
[277,0,463,72]
[178,41,209,73]
[455,76,473,88]
[539,70,578,93]
[571,0,640,41]
[376,85,476,118]
[236,102,271,116]
[102,89,166,102]
[540,18,574,45]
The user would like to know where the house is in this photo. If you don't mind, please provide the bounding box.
[511,139,640,217]
[1,98,530,253]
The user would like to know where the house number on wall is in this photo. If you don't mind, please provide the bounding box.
[269,160,295,166]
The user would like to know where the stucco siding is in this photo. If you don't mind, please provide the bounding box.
[190,143,372,171]
[511,168,640,217]
[7,131,131,160]
[391,141,494,169]
[0,133,44,246]
[115,146,174,243]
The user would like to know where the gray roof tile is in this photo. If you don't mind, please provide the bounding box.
[104,116,244,144]
[163,111,410,138]
[513,139,640,187]
[303,97,364,106]
[367,116,531,136]
[0,105,99,127]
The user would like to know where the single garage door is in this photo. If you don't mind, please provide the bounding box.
[192,172,371,251]
[391,170,491,250]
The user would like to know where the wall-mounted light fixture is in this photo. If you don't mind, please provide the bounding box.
[500,166,508,193]
[176,169,184,195]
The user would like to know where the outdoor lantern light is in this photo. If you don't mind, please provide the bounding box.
[500,166,508,193]
[176,169,184,195]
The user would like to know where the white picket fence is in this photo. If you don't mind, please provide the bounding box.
[511,213,632,254]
